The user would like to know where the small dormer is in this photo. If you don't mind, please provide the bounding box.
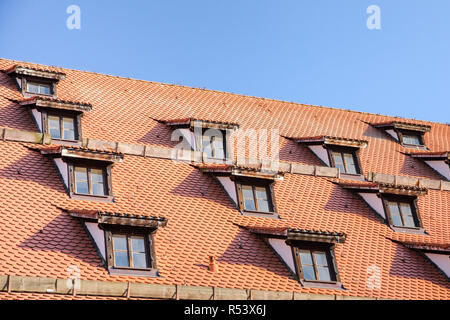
[339,181,427,234]
[195,163,282,218]
[372,121,431,149]
[40,146,123,202]
[5,65,66,99]
[19,97,92,145]
[290,136,368,179]
[408,151,450,180]
[162,118,238,163]
[67,209,167,277]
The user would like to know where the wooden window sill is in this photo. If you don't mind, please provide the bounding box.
[108,267,159,277]
[390,226,427,235]
[241,210,280,219]
[300,280,344,290]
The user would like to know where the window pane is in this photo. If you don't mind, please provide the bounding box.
[388,202,400,214]
[343,153,357,174]
[313,252,329,267]
[255,187,268,200]
[114,251,129,267]
[212,137,225,159]
[299,250,313,265]
[74,167,88,194]
[399,203,412,216]
[402,215,416,228]
[113,235,127,251]
[332,152,346,173]
[257,199,270,212]
[27,83,39,93]
[131,237,146,252]
[132,252,148,268]
[63,117,75,140]
[48,116,61,139]
[302,265,316,281]
[317,266,332,281]
[242,186,256,211]
[202,136,213,158]
[39,84,51,95]
[391,213,403,227]
[403,134,420,145]
[90,169,105,196]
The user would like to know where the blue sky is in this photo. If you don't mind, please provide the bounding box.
[0,0,449,122]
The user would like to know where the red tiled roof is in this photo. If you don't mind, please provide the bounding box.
[0,58,449,300]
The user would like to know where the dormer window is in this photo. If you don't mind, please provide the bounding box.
[26,81,52,95]
[291,136,367,177]
[372,121,430,149]
[382,195,421,229]
[73,165,108,196]
[339,181,426,234]
[329,147,360,175]
[112,233,150,269]
[5,65,65,98]
[295,246,336,282]
[19,97,92,144]
[40,146,123,202]
[235,177,276,214]
[162,118,238,163]
[68,210,167,277]
[47,112,78,141]
[201,128,226,160]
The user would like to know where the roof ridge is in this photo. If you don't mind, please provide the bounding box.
[1,57,449,126]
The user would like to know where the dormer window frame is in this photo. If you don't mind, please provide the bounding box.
[21,76,57,98]
[381,194,423,231]
[325,145,362,176]
[395,129,426,149]
[41,108,82,143]
[291,242,341,286]
[67,159,113,202]
[233,175,278,216]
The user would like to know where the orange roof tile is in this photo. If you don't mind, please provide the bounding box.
[0,58,449,300]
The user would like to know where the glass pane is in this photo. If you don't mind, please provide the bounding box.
[332,152,346,173]
[244,199,256,211]
[255,187,268,200]
[132,252,148,268]
[399,203,412,216]
[313,252,329,267]
[343,153,357,174]
[299,250,313,265]
[317,266,332,281]
[391,213,403,227]
[113,235,127,251]
[302,265,316,281]
[242,186,254,199]
[202,136,213,158]
[48,116,61,139]
[403,134,420,145]
[212,137,225,159]
[114,251,129,267]
[388,202,400,214]
[402,215,416,228]
[257,199,270,212]
[63,117,75,140]
[39,84,51,95]
[131,237,146,252]
[27,83,39,93]
[90,169,105,196]
[74,167,88,194]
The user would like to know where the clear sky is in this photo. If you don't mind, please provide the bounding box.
[0,0,449,123]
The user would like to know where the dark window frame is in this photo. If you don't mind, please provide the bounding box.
[103,226,158,276]
[381,194,423,230]
[326,145,362,175]
[395,129,426,148]
[67,160,113,201]
[234,176,277,214]
[21,76,56,97]
[198,127,228,161]
[41,109,81,142]
[290,241,341,286]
